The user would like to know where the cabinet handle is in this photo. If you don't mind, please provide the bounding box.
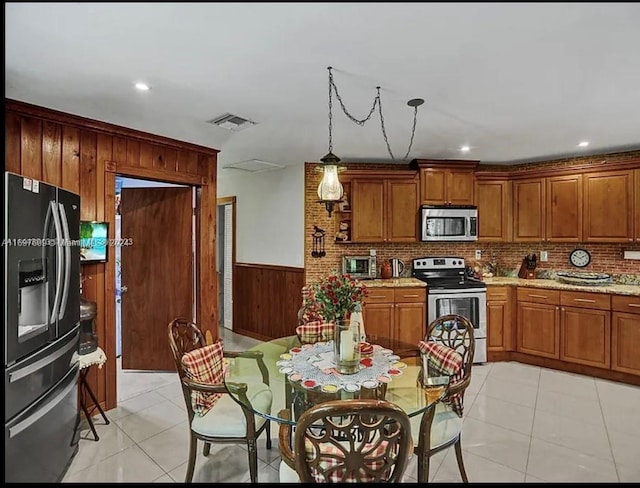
[628,304,640,308]
[573,298,596,303]
[556,306,559,311]
[528,294,548,299]
[402,294,420,298]
[371,295,389,299]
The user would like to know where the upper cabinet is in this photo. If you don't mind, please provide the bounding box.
[513,175,583,242]
[513,178,545,242]
[635,169,640,242]
[411,159,478,206]
[351,173,419,243]
[583,170,634,242]
[475,179,511,242]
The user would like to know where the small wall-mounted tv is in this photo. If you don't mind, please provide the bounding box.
[80,221,109,264]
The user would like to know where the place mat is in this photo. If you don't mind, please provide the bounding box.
[278,341,401,392]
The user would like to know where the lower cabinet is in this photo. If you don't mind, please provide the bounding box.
[611,295,640,375]
[516,288,613,369]
[487,286,514,352]
[516,287,560,359]
[362,287,426,346]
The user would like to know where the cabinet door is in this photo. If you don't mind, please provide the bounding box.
[560,307,610,369]
[447,170,475,205]
[583,170,634,242]
[513,179,545,242]
[420,168,447,204]
[487,300,511,351]
[476,180,511,242]
[352,179,385,242]
[386,178,419,242]
[362,302,393,342]
[612,312,640,375]
[517,302,559,358]
[394,302,426,345]
[635,169,640,242]
[546,175,582,242]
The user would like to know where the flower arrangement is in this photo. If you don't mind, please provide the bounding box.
[306,273,368,322]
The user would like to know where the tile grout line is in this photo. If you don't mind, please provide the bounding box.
[522,366,541,481]
[594,377,621,482]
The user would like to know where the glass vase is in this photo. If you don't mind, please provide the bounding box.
[334,319,361,374]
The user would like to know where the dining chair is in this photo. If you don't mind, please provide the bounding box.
[414,314,475,483]
[168,318,272,483]
[277,399,413,483]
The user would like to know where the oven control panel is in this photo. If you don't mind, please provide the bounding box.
[413,257,466,270]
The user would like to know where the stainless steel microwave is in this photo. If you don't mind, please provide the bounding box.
[420,205,478,241]
[342,255,377,279]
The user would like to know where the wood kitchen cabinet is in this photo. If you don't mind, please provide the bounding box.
[516,288,560,359]
[362,287,426,345]
[475,179,512,242]
[486,286,514,351]
[411,159,478,206]
[546,174,583,242]
[513,178,545,242]
[351,175,419,243]
[611,295,640,375]
[559,289,611,369]
[635,169,640,242]
[583,170,634,242]
[513,175,582,242]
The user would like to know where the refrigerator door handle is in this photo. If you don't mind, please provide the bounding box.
[9,329,79,383]
[50,201,64,323]
[58,202,71,320]
[8,369,79,439]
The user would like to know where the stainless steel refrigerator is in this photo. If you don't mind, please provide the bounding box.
[4,171,81,482]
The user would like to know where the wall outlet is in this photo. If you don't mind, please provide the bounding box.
[475,250,482,260]
[369,249,376,256]
[540,250,548,262]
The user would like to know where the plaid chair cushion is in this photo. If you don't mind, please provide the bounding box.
[296,321,335,344]
[303,437,394,482]
[418,340,465,417]
[181,341,225,416]
[301,286,324,324]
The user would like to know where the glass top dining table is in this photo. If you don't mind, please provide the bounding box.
[223,335,448,426]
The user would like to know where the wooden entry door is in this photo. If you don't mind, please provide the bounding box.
[120,187,193,371]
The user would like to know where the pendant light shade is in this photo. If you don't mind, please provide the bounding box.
[317,152,343,217]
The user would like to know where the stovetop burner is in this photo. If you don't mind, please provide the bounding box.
[412,256,487,290]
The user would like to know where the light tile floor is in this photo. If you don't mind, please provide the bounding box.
[63,328,640,483]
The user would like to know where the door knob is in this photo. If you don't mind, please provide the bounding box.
[121,285,128,294]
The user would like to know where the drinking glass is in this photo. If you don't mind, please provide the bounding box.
[334,319,361,374]
[421,355,449,404]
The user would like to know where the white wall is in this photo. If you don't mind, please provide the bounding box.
[217,164,305,268]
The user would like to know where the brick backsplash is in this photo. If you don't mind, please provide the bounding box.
[304,151,640,284]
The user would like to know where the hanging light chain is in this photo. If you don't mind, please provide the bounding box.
[327,67,420,161]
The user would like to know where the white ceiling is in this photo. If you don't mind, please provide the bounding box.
[6,3,640,172]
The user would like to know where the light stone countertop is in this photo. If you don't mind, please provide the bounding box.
[362,277,427,288]
[483,277,640,297]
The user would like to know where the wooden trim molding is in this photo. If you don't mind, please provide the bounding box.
[475,159,640,180]
[109,161,207,185]
[235,262,306,274]
[6,99,219,156]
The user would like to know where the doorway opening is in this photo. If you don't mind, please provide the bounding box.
[216,197,236,332]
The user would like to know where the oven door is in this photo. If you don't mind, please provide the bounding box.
[427,289,487,363]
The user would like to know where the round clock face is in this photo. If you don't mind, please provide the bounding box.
[570,248,591,268]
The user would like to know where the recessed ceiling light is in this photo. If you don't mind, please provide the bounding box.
[578,141,589,148]
[135,82,151,91]
[460,145,470,153]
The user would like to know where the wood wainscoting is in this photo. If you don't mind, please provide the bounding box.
[233,263,305,341]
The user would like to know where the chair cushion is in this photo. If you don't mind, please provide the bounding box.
[418,340,465,417]
[181,341,225,416]
[303,437,394,482]
[191,383,273,437]
[411,402,464,451]
[296,321,334,344]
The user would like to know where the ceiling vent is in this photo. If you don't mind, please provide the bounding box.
[223,159,284,173]
[207,113,256,131]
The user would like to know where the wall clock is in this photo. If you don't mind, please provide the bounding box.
[569,248,591,268]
